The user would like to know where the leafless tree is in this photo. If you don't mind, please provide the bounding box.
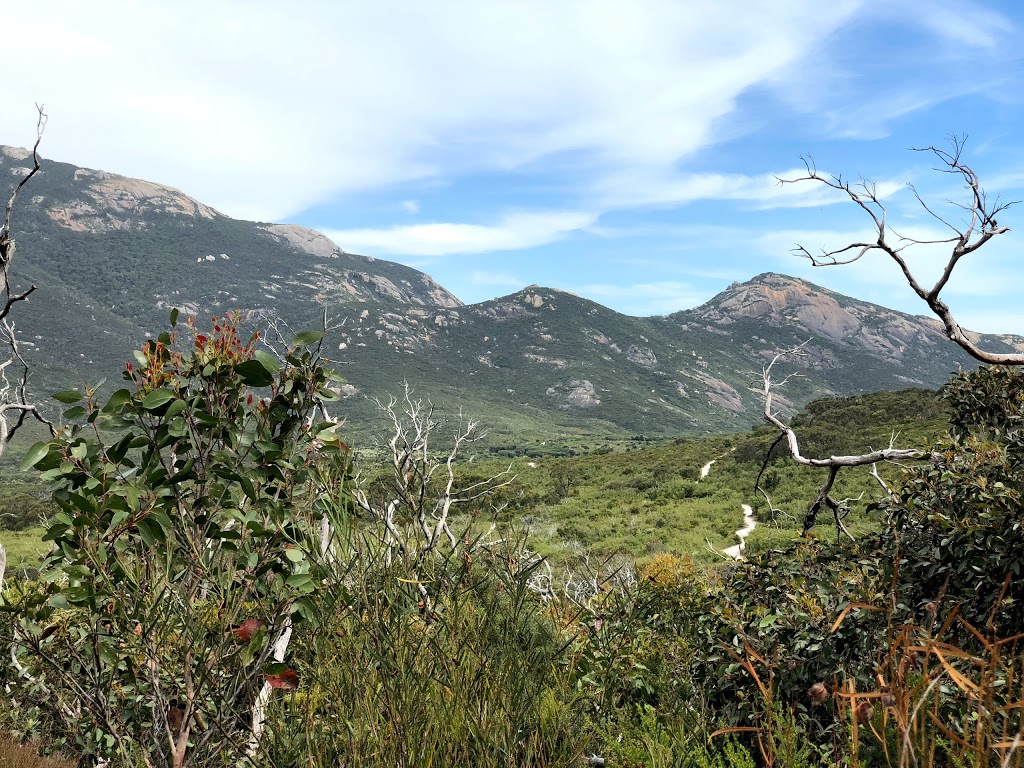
[755,138,1023,538]
[0,107,53,458]
[0,107,55,588]
[350,383,515,609]
[756,345,929,537]
[778,136,1022,366]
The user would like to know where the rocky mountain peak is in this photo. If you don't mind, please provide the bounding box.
[690,272,911,343]
[58,167,219,232]
[260,223,343,259]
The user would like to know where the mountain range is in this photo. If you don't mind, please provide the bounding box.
[3,143,1021,449]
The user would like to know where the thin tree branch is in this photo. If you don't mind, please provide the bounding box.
[759,345,930,536]
[780,136,1023,365]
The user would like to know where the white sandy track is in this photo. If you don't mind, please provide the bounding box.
[695,449,755,560]
[723,504,756,560]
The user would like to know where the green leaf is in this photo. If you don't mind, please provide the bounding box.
[142,388,176,411]
[286,572,314,589]
[107,509,130,533]
[102,388,133,413]
[53,389,83,404]
[236,359,274,387]
[42,524,69,542]
[290,330,325,348]
[21,441,51,471]
[97,640,120,667]
[254,350,280,374]
[47,594,71,610]
[136,518,164,547]
[164,398,188,419]
[284,548,304,563]
[170,307,179,327]
[264,661,289,676]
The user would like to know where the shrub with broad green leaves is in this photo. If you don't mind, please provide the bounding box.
[3,313,352,767]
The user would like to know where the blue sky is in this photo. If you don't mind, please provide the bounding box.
[5,1,1024,332]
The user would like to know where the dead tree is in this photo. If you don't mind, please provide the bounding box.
[759,138,1021,537]
[0,107,52,459]
[352,383,515,605]
[0,107,54,588]
[778,136,1022,366]
[757,345,928,538]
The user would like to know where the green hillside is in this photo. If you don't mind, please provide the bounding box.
[0,386,947,576]
[446,386,948,563]
[2,146,1019,446]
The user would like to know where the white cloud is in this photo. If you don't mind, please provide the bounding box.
[893,0,1012,49]
[399,200,420,214]
[324,211,596,256]
[593,168,904,210]
[0,0,863,221]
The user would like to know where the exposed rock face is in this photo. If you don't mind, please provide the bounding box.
[524,352,568,368]
[626,344,658,368]
[261,224,341,258]
[691,273,949,363]
[47,168,218,231]
[523,292,545,308]
[421,277,462,308]
[546,379,601,409]
[683,370,744,413]
[1,146,33,161]
[566,380,600,408]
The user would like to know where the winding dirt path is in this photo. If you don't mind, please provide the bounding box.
[696,448,756,560]
[723,504,756,560]
[698,446,735,481]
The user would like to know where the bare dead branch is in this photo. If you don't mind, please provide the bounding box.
[0,108,55,589]
[0,107,55,462]
[869,462,892,495]
[780,136,1023,365]
[353,383,516,560]
[758,345,931,536]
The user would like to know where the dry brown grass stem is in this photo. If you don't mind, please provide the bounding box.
[835,601,1024,768]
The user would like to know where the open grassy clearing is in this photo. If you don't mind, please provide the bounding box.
[0,388,948,573]
[381,387,949,565]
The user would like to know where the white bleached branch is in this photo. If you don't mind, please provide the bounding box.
[778,136,1023,366]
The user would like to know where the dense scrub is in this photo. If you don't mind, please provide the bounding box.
[0,314,1020,765]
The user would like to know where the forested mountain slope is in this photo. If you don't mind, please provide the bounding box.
[2,144,1020,444]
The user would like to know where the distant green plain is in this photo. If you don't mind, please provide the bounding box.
[1,387,948,574]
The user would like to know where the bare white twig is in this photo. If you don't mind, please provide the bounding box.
[247,617,293,757]
[779,136,1023,366]
[353,382,516,560]
[0,106,54,463]
[758,345,930,535]
[0,107,56,590]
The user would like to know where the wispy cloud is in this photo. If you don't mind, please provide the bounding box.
[323,211,596,257]
[898,0,1012,49]
[1,0,861,221]
[592,168,904,211]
